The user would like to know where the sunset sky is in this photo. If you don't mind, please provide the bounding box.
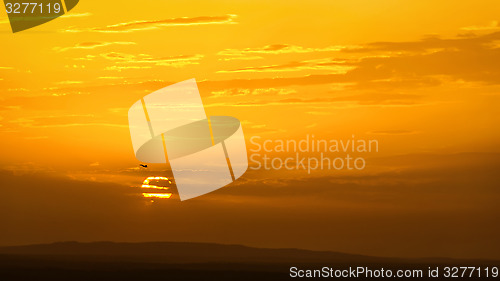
[1,0,499,260]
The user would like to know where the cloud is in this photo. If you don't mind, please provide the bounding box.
[306,111,332,116]
[7,88,29,92]
[61,15,237,33]
[200,74,348,90]
[0,105,20,111]
[210,31,500,90]
[98,76,124,80]
[55,81,84,85]
[7,115,128,129]
[221,152,500,200]
[101,52,204,71]
[343,31,500,54]
[200,73,398,92]
[19,123,128,129]
[73,55,97,61]
[218,44,351,56]
[59,12,93,19]
[367,130,420,135]
[210,88,296,98]
[101,52,204,69]
[217,58,354,73]
[206,93,424,108]
[1,152,500,259]
[7,30,500,108]
[346,34,500,85]
[105,66,153,71]
[219,56,264,61]
[252,88,296,96]
[53,42,136,52]
[461,21,500,31]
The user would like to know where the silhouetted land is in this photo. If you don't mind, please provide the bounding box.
[0,242,497,280]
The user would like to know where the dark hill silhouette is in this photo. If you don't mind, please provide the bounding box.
[0,241,386,263]
[0,242,497,280]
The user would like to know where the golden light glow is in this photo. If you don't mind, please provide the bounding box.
[141,176,172,186]
[140,176,173,199]
[141,184,168,190]
[142,193,172,198]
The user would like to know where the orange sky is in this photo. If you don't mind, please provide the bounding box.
[0,0,499,259]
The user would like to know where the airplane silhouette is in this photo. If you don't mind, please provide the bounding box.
[140,164,148,168]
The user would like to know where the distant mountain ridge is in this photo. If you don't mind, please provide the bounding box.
[0,241,495,264]
[0,241,377,264]
[1,242,498,281]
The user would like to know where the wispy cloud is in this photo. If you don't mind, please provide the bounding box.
[461,21,500,31]
[5,115,129,130]
[53,42,136,52]
[8,30,499,105]
[306,111,333,116]
[61,15,237,33]
[101,52,203,70]
[218,44,351,56]
[73,55,97,61]
[98,76,124,80]
[207,31,500,90]
[7,88,29,92]
[59,12,93,19]
[1,116,94,132]
[206,93,425,108]
[104,66,153,72]
[55,81,84,85]
[217,58,354,73]
[367,130,420,135]
[211,88,296,98]
[219,56,264,61]
[17,122,128,129]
